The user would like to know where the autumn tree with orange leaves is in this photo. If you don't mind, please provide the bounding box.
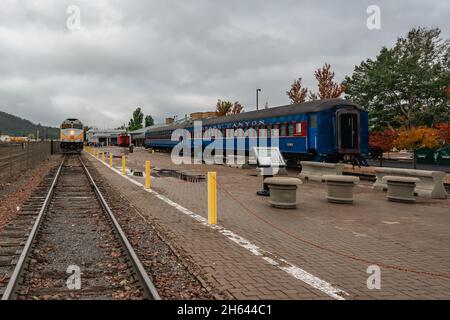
[216,99,244,116]
[369,130,398,165]
[216,99,232,116]
[287,63,344,104]
[231,101,244,114]
[394,127,440,168]
[286,78,308,104]
[369,130,398,152]
[436,123,450,145]
[314,63,345,99]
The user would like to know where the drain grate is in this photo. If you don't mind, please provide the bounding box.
[153,168,205,183]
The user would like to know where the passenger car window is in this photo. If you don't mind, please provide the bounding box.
[259,128,267,137]
[280,124,287,136]
[271,124,279,137]
[288,123,294,136]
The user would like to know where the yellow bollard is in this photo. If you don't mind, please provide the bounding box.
[208,172,217,225]
[109,153,113,167]
[122,155,126,176]
[145,160,151,189]
[102,151,105,162]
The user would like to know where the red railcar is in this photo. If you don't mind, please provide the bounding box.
[118,133,131,147]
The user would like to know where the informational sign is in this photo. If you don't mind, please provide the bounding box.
[252,147,286,168]
[253,147,286,197]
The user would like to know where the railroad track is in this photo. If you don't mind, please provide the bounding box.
[0,155,160,300]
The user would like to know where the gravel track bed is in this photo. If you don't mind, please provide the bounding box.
[84,156,227,300]
[17,156,144,300]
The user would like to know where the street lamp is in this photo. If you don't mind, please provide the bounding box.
[256,88,262,110]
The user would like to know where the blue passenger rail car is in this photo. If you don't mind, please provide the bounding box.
[144,99,369,165]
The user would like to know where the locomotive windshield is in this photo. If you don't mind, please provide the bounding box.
[61,123,83,129]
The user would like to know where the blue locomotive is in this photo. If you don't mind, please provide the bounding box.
[144,98,368,165]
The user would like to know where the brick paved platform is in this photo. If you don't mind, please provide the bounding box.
[86,147,450,299]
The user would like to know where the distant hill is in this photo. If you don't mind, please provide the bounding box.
[0,110,59,139]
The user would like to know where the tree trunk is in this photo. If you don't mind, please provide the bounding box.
[413,149,417,169]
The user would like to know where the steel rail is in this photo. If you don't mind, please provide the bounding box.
[1,156,65,300]
[79,156,161,300]
[2,155,160,300]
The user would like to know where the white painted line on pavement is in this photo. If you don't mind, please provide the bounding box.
[87,152,348,300]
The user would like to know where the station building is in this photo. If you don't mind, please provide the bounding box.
[86,129,126,146]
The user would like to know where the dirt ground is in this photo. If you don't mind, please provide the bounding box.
[0,155,62,231]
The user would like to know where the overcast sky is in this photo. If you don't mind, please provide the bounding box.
[0,0,448,128]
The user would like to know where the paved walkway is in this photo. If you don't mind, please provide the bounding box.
[86,147,450,299]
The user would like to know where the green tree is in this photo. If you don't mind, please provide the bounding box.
[344,27,450,131]
[128,107,144,131]
[83,126,91,141]
[145,115,154,127]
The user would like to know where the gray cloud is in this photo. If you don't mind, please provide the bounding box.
[0,0,448,128]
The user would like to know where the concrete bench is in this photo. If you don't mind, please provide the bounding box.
[323,175,360,204]
[264,177,302,209]
[299,161,344,182]
[373,167,447,199]
[382,176,420,203]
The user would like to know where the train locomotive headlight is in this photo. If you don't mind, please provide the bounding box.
[70,130,74,136]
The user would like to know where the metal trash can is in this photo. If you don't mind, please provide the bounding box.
[434,147,450,166]
[416,147,434,164]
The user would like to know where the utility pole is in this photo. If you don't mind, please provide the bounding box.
[256,88,261,110]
